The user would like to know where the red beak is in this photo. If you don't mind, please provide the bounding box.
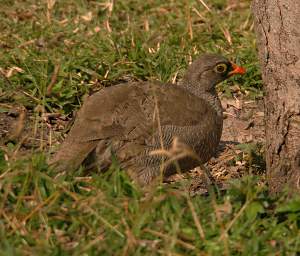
[228,62,246,76]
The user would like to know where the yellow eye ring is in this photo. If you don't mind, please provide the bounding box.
[214,63,228,73]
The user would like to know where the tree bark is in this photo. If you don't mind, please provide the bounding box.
[252,0,300,193]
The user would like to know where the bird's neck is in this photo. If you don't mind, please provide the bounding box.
[179,80,223,117]
[205,92,223,117]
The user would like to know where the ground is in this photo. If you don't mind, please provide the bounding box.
[1,0,300,255]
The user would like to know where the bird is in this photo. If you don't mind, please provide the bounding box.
[49,54,246,186]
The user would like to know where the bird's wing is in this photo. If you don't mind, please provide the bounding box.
[65,82,209,142]
[68,83,153,142]
[50,82,216,172]
[49,83,152,171]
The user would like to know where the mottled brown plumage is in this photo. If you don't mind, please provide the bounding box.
[50,54,245,185]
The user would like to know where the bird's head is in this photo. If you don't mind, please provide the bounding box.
[182,53,246,93]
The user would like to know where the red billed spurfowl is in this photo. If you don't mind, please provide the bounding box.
[50,54,246,186]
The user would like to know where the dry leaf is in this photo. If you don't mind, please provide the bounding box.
[5,67,24,78]
[81,12,93,22]
[47,0,56,9]
[221,27,232,45]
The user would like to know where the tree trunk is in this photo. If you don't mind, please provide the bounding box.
[252,0,300,193]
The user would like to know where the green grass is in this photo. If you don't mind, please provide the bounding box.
[0,0,261,114]
[1,156,300,255]
[1,0,299,255]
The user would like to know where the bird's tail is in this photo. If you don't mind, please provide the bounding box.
[49,139,98,173]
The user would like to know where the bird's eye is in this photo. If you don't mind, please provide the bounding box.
[214,63,228,73]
